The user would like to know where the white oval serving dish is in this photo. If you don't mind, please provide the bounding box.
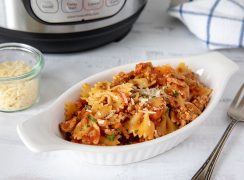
[17,52,239,165]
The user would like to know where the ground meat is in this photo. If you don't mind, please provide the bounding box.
[135,62,153,75]
[111,71,135,86]
[173,102,201,127]
[191,95,209,111]
[59,117,78,133]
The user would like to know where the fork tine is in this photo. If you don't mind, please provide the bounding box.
[231,84,244,107]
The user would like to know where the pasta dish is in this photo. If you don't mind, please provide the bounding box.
[59,62,212,146]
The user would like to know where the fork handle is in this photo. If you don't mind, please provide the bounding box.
[192,119,238,180]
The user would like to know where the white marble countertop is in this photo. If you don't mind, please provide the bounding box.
[0,0,243,180]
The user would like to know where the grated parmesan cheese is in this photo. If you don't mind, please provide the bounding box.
[138,88,162,105]
[139,88,161,98]
[0,61,39,111]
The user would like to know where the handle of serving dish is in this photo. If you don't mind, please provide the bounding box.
[201,52,239,73]
[17,113,65,152]
[196,52,239,84]
[191,119,238,180]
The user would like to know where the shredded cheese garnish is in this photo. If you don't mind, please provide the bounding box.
[139,88,161,98]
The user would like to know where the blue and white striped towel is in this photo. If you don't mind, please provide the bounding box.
[169,0,244,49]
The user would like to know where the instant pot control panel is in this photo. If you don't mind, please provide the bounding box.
[30,0,126,23]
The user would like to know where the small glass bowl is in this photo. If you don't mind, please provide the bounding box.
[0,43,44,112]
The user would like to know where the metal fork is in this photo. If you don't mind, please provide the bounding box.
[192,84,244,180]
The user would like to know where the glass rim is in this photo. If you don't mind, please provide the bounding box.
[0,43,44,82]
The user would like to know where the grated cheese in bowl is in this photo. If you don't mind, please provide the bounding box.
[0,43,44,112]
[0,61,39,111]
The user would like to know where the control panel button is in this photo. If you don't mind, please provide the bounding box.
[106,0,120,7]
[31,0,126,23]
[36,0,58,13]
[62,0,82,13]
[84,0,103,10]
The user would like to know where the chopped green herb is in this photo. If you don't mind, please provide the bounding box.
[84,105,91,110]
[141,94,148,98]
[106,134,115,141]
[166,106,170,114]
[87,114,97,123]
[173,90,179,97]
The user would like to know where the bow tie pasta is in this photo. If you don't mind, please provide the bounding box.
[59,62,212,146]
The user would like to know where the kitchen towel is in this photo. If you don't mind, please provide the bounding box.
[168,0,244,49]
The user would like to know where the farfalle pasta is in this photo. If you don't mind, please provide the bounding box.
[59,62,212,146]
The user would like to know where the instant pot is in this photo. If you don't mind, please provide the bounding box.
[0,0,147,53]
